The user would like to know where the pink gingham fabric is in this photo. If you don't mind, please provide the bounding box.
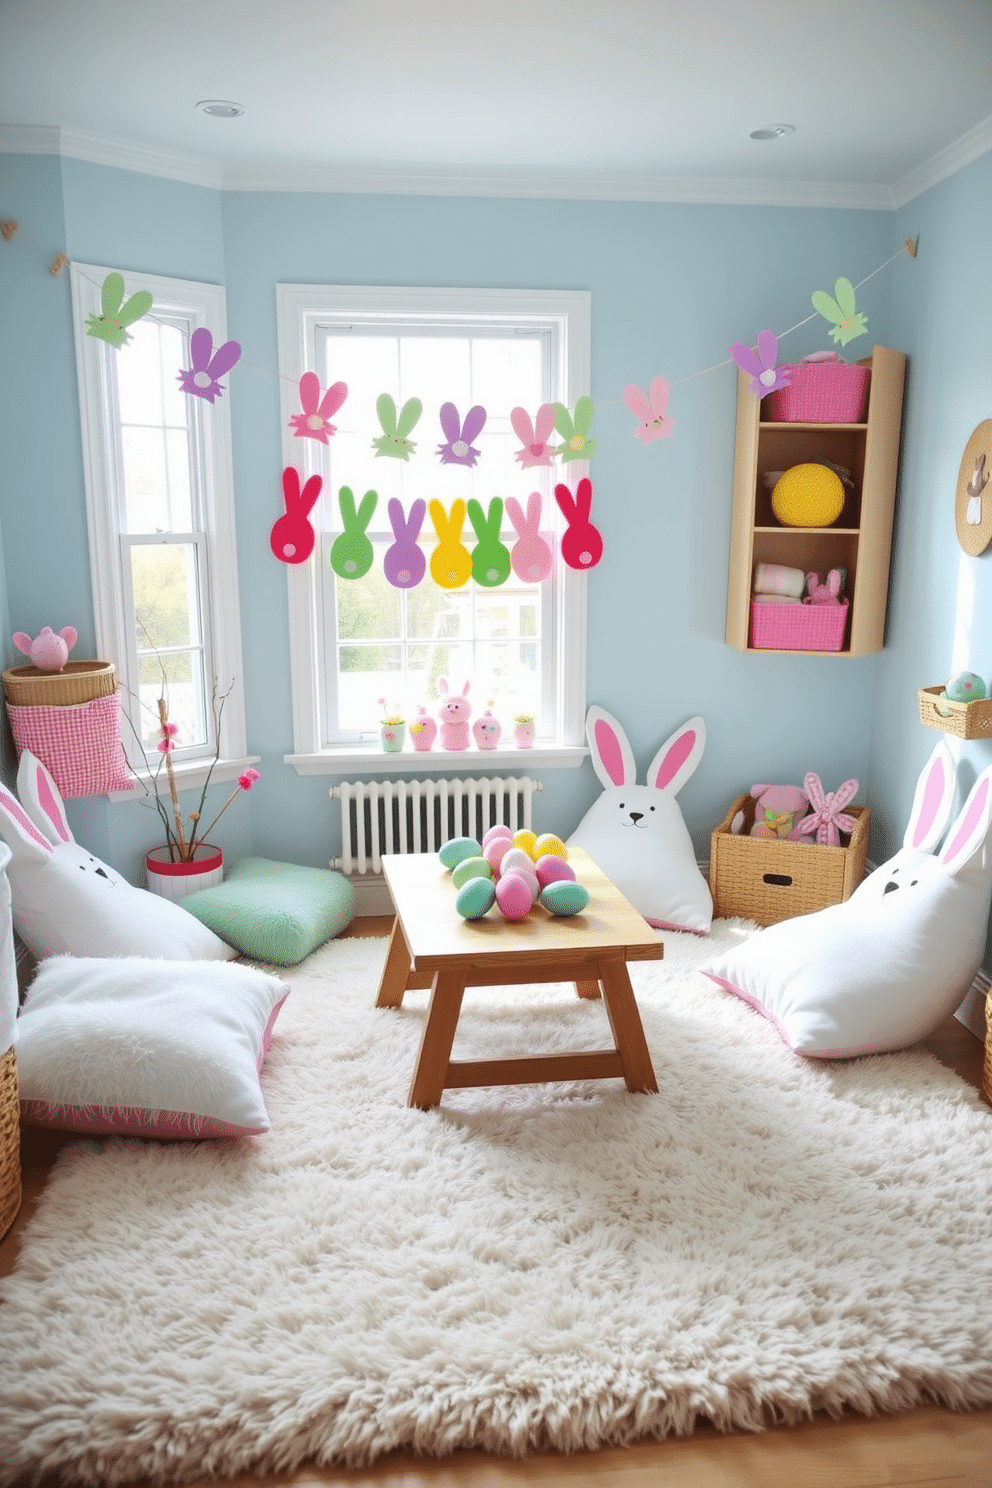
[6,692,134,797]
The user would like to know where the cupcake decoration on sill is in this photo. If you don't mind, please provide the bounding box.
[409,705,437,752]
[473,705,502,751]
[378,698,406,753]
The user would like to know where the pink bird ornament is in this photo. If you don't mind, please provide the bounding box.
[730,329,791,399]
[795,772,859,847]
[623,377,676,444]
[289,372,348,443]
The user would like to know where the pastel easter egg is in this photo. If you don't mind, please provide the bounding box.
[512,829,538,859]
[496,872,532,920]
[540,881,590,917]
[452,855,493,890]
[483,837,513,876]
[456,877,497,920]
[535,854,576,889]
[482,824,513,849]
[534,833,568,860]
[945,670,987,703]
[514,867,540,902]
[439,836,482,870]
[500,846,535,879]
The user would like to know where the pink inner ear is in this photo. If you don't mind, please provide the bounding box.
[912,756,949,847]
[942,777,990,864]
[37,770,70,842]
[594,719,626,786]
[655,731,696,791]
[0,793,53,851]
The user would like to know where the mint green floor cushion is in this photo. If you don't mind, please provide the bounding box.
[182,857,356,966]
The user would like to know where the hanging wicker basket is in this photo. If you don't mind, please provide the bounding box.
[0,1045,20,1240]
[2,660,116,708]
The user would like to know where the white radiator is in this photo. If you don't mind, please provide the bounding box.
[329,775,543,878]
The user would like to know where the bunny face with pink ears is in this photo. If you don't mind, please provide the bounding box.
[437,678,472,750]
[568,706,713,934]
[0,751,234,963]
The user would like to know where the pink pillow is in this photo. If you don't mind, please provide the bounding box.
[6,692,134,797]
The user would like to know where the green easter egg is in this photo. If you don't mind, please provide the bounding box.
[452,855,493,890]
[456,877,497,919]
[439,836,482,870]
[540,881,590,917]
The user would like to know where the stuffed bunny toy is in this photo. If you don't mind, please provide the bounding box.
[747,782,809,839]
[0,750,235,963]
[437,678,472,750]
[568,706,713,933]
[703,740,992,1056]
[12,626,77,672]
[805,570,843,605]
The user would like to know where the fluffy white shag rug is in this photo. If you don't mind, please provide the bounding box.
[3,923,992,1484]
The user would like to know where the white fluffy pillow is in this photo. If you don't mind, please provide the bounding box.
[17,957,289,1137]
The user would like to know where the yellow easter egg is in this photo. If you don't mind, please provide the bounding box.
[533,832,568,860]
[512,829,538,859]
[771,464,844,529]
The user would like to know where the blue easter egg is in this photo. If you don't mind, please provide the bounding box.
[456,877,497,920]
[439,836,482,870]
[451,855,492,890]
[540,881,590,917]
[945,670,987,703]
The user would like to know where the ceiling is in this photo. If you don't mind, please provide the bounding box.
[3,0,992,206]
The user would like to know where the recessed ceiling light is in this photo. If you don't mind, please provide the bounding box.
[196,100,245,119]
[750,124,796,141]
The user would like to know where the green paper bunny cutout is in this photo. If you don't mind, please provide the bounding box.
[467,498,511,587]
[429,498,473,589]
[554,396,598,463]
[85,272,154,349]
[811,277,868,347]
[330,487,378,579]
[372,393,423,460]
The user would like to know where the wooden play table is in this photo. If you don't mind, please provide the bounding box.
[375,847,662,1109]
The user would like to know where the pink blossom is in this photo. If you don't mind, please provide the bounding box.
[156,739,175,754]
[238,768,261,790]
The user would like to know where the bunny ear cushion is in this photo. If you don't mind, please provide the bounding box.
[0,780,55,862]
[17,750,73,845]
[646,717,706,797]
[940,764,992,875]
[904,740,957,852]
[585,706,637,789]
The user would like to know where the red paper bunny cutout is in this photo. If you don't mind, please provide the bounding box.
[270,466,324,564]
[554,478,603,570]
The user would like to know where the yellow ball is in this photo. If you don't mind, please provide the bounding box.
[771,464,844,528]
[534,833,568,860]
[512,829,538,859]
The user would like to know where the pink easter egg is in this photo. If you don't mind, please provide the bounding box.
[535,854,576,889]
[500,846,534,879]
[482,824,513,849]
[495,871,532,920]
[515,867,540,902]
[483,837,513,875]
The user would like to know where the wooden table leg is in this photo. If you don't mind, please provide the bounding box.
[409,969,466,1110]
[574,979,602,1000]
[375,918,412,1008]
[599,960,658,1094]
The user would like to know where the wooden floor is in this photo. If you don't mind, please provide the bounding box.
[3,915,991,1488]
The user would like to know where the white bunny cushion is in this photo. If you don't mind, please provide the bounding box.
[702,741,992,1057]
[0,751,235,963]
[568,707,713,934]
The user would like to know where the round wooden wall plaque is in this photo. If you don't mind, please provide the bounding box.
[955,419,992,555]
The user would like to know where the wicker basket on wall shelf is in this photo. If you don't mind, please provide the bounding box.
[1,660,116,708]
[917,686,992,739]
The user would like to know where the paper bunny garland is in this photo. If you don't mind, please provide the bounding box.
[178,327,242,403]
[270,466,323,564]
[289,372,348,442]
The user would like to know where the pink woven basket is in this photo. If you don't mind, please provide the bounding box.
[764,363,870,423]
[750,600,849,652]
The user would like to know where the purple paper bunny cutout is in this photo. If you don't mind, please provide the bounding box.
[178,327,242,403]
[436,403,486,467]
[383,498,427,589]
[730,329,791,399]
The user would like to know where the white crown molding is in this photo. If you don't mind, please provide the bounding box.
[0,123,223,189]
[891,112,992,208]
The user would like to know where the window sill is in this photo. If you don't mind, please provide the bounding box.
[284,745,589,777]
[108,754,262,803]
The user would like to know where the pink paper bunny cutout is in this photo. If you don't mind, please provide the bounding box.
[554,478,603,570]
[623,377,676,444]
[383,498,426,588]
[12,626,77,672]
[730,329,791,399]
[178,327,242,403]
[437,677,472,750]
[805,570,843,605]
[437,403,486,466]
[270,466,323,564]
[504,493,554,583]
[795,773,859,846]
[510,404,557,468]
[289,372,348,442]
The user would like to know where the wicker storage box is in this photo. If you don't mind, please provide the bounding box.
[918,685,992,739]
[984,991,992,1107]
[0,1044,19,1240]
[750,600,849,652]
[2,660,116,708]
[710,793,870,926]
[764,362,871,423]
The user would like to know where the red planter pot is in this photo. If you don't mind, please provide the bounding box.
[145,843,224,901]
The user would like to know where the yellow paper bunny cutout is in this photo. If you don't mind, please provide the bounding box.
[429,499,472,589]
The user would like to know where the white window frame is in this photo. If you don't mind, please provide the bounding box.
[276,284,590,775]
[70,263,253,791]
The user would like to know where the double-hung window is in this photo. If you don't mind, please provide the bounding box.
[276,285,590,770]
[71,266,250,785]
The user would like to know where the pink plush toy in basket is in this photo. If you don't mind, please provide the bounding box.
[765,352,870,424]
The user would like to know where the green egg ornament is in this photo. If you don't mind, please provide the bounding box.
[452,855,492,890]
[540,881,590,916]
[439,836,481,870]
[456,877,497,919]
[945,670,987,703]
